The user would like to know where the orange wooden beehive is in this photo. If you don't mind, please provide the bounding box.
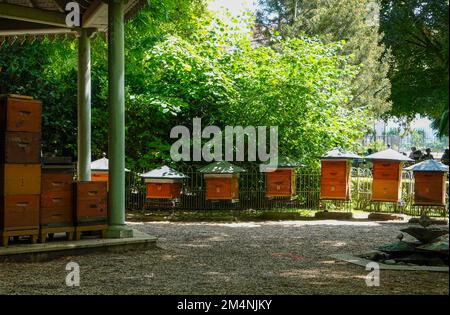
[40,158,74,228]
[365,149,413,202]
[320,149,360,200]
[405,160,448,206]
[141,166,186,200]
[262,156,301,198]
[90,153,129,189]
[199,161,245,201]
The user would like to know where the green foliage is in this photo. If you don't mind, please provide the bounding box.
[142,15,370,165]
[0,2,371,170]
[380,0,449,121]
[256,0,393,116]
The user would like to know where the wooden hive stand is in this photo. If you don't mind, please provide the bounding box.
[75,224,108,241]
[1,229,39,247]
[39,226,76,243]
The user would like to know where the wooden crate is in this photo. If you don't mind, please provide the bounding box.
[320,160,350,200]
[0,164,41,195]
[414,172,446,206]
[0,131,41,163]
[0,96,42,133]
[74,181,108,225]
[146,180,182,199]
[40,169,73,227]
[371,161,402,202]
[0,195,40,231]
[266,169,296,198]
[204,174,239,200]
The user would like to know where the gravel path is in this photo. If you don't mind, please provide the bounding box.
[0,220,448,295]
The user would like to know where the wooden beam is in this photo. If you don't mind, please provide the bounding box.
[82,0,106,27]
[0,3,69,28]
[52,0,67,13]
[0,28,73,36]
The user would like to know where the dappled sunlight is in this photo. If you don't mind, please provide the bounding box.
[263,220,381,227]
[180,244,212,248]
[320,240,347,247]
[207,235,229,242]
[279,268,363,281]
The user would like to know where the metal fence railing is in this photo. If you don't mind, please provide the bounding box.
[125,166,449,217]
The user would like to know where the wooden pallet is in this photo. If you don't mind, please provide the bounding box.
[75,224,108,241]
[39,226,75,243]
[1,229,39,247]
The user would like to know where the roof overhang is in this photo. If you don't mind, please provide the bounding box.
[0,0,148,42]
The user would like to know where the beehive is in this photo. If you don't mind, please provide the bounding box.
[320,149,361,200]
[90,153,129,188]
[405,160,448,206]
[262,156,302,198]
[140,166,187,200]
[199,161,245,201]
[365,149,413,202]
[0,95,42,245]
[73,181,108,225]
[40,158,74,228]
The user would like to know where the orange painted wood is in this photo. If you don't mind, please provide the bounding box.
[41,190,72,208]
[92,172,108,182]
[41,171,73,193]
[0,96,42,133]
[40,170,73,227]
[321,160,347,179]
[1,132,41,163]
[371,179,401,202]
[320,178,348,200]
[146,182,182,199]
[371,161,402,202]
[320,160,350,200]
[74,181,107,224]
[373,161,400,180]
[0,164,41,195]
[266,169,295,197]
[414,172,446,206]
[0,195,40,230]
[205,176,239,200]
[40,207,73,227]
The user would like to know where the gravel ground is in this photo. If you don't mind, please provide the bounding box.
[0,220,448,295]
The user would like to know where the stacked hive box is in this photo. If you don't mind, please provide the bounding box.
[141,166,187,201]
[40,157,75,242]
[405,160,449,206]
[365,149,413,203]
[0,95,42,246]
[199,161,245,201]
[320,149,361,201]
[262,157,302,199]
[74,181,108,240]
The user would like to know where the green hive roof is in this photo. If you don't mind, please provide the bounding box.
[261,156,304,171]
[140,166,187,179]
[404,160,449,172]
[198,161,246,174]
[321,148,361,160]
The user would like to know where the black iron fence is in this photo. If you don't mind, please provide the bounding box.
[126,166,449,217]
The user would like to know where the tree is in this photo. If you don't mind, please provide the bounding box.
[380,0,449,122]
[144,16,371,165]
[256,0,393,116]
